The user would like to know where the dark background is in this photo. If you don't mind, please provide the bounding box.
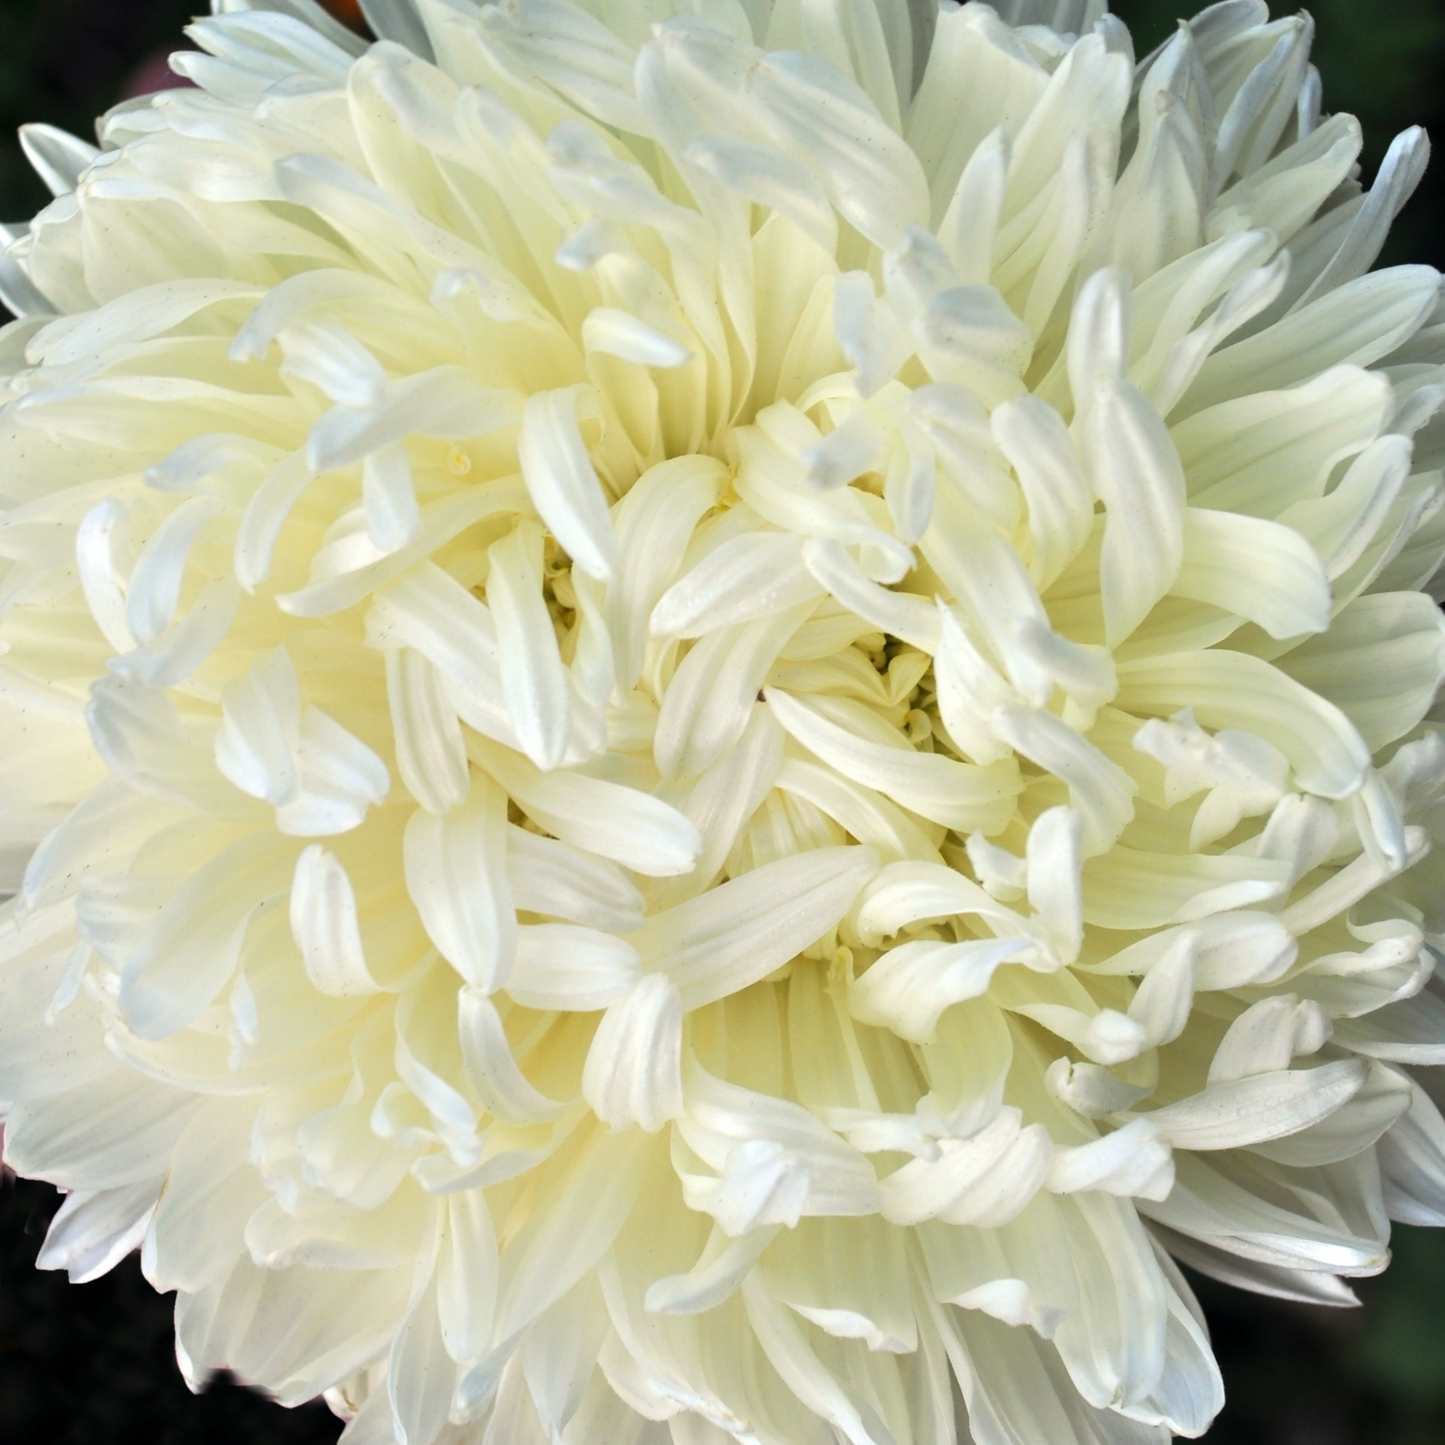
[3,0,1445,1440]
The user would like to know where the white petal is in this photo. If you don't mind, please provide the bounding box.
[403,780,515,991]
[389,1271,454,1445]
[108,575,240,690]
[803,406,887,491]
[801,538,941,652]
[506,824,644,932]
[1026,805,1085,964]
[1067,267,1130,409]
[1046,1120,1174,1202]
[457,985,566,1127]
[853,859,1044,952]
[1378,1083,1445,1226]
[834,271,910,396]
[75,499,136,654]
[932,604,1016,766]
[278,705,390,837]
[879,1108,1052,1227]
[1081,377,1187,646]
[1184,264,1439,413]
[644,1223,780,1316]
[363,441,421,552]
[1208,995,1333,1084]
[749,50,929,250]
[649,531,820,639]
[290,844,383,997]
[368,563,517,751]
[684,133,837,252]
[125,496,225,646]
[20,122,98,196]
[655,704,787,906]
[636,845,879,1010]
[1279,433,1412,581]
[1082,845,1291,930]
[471,736,701,878]
[518,386,619,583]
[683,1066,882,1227]
[582,307,692,368]
[991,393,1093,589]
[850,937,1036,1044]
[582,973,684,1131]
[1126,931,1195,1049]
[1173,508,1330,638]
[506,923,640,1010]
[608,455,725,692]
[991,704,1136,856]
[491,1124,652,1341]
[143,1098,265,1293]
[655,607,813,780]
[1046,1057,1154,1119]
[233,450,317,593]
[766,687,1020,833]
[384,648,470,816]
[121,831,296,1040]
[777,757,941,867]
[6,1071,201,1191]
[742,1276,884,1445]
[486,5,638,129]
[37,1179,159,1283]
[1116,650,1371,800]
[489,518,569,771]
[520,1275,610,1440]
[215,646,302,805]
[437,1190,499,1365]
[916,284,1033,393]
[1141,1060,1367,1150]
[307,367,522,472]
[86,676,227,812]
[279,319,387,407]
[1251,1060,1411,1168]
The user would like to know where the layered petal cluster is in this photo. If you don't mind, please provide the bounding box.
[4,0,1445,1440]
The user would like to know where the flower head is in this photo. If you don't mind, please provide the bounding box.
[3,0,1445,1440]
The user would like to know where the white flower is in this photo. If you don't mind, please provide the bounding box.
[2,0,1445,1440]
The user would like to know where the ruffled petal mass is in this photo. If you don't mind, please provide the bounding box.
[1,0,1445,1442]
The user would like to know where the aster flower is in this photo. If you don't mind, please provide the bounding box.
[3,0,1445,1440]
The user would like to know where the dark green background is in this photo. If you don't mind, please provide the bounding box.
[3,0,1445,1440]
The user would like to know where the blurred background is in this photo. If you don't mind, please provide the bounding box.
[2,0,1445,1441]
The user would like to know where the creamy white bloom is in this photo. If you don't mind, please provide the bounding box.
[2,0,1445,1440]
